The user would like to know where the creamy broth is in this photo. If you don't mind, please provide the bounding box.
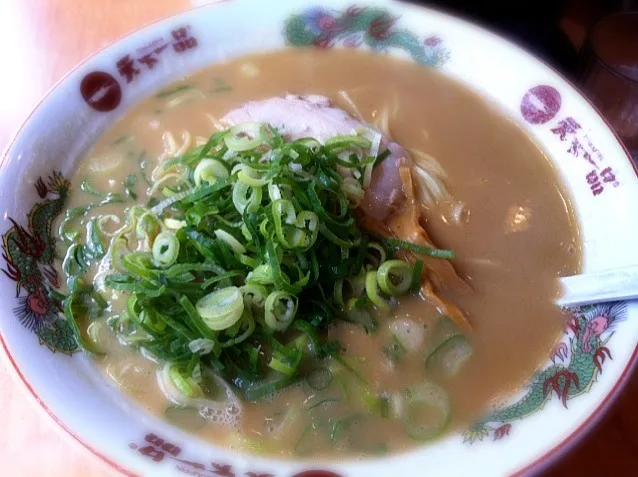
[57,49,580,458]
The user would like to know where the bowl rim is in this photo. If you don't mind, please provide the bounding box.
[1,1,637,476]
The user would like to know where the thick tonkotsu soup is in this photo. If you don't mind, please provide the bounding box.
[56,49,580,458]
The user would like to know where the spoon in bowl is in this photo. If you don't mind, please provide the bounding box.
[558,265,638,307]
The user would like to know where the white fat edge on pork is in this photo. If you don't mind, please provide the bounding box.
[219,94,462,223]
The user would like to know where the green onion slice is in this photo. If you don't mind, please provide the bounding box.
[241,284,268,310]
[224,122,263,151]
[365,270,391,311]
[195,286,244,331]
[194,158,229,186]
[163,362,204,400]
[136,210,162,242]
[214,229,247,254]
[426,334,473,377]
[403,381,451,441]
[237,167,268,187]
[377,260,413,296]
[232,181,262,214]
[385,237,455,259]
[152,232,180,267]
[264,291,298,331]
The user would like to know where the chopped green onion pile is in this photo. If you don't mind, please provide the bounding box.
[60,122,456,403]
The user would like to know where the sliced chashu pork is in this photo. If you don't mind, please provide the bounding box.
[222,94,471,329]
[223,94,406,222]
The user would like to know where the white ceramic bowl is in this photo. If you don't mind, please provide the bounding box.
[1,1,637,476]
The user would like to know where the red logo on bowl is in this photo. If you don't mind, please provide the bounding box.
[520,85,562,125]
[115,26,199,85]
[80,71,122,112]
[519,85,620,196]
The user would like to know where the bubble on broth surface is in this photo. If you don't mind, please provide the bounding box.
[200,404,241,429]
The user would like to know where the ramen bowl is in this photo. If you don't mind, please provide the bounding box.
[1,0,637,476]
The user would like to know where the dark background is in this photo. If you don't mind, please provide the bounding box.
[412,0,637,80]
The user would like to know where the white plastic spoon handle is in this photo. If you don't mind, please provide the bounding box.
[558,265,638,307]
